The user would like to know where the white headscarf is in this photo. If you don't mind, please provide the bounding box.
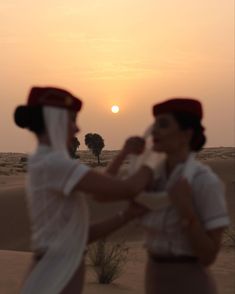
[43,106,69,156]
[22,106,89,294]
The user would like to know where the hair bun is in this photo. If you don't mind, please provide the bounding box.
[14,106,31,128]
[191,127,206,151]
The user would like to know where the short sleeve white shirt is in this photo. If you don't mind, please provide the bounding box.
[26,145,90,251]
[142,159,230,256]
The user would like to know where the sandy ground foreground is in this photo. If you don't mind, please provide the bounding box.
[0,148,234,293]
[0,246,234,294]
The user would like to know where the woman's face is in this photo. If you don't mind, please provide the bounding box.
[67,111,79,148]
[152,113,192,153]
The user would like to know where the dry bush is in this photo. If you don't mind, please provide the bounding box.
[88,238,129,284]
[223,227,235,247]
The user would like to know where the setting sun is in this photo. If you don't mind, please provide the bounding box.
[111,105,120,114]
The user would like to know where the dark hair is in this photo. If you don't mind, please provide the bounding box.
[14,106,46,135]
[172,112,206,151]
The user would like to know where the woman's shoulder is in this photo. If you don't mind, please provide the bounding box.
[29,149,77,169]
[191,160,229,230]
[193,160,223,187]
[46,151,81,170]
[47,150,69,161]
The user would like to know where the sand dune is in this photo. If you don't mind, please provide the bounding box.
[0,186,30,251]
[0,148,234,293]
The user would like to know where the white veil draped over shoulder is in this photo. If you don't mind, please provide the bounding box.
[22,107,89,294]
[43,106,69,155]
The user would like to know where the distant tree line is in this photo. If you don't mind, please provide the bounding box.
[70,133,105,165]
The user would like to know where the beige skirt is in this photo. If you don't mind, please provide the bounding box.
[60,259,85,294]
[145,256,217,294]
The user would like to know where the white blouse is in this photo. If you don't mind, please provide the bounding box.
[141,159,230,256]
[22,144,91,294]
[27,144,90,252]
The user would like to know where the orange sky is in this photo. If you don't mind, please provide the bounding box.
[0,0,234,152]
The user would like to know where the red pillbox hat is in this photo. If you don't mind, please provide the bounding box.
[26,87,82,112]
[153,98,203,120]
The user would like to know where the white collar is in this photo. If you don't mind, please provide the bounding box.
[155,152,197,187]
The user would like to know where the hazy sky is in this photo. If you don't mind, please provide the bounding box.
[0,0,234,152]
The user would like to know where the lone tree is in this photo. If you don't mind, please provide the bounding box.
[69,137,80,158]
[85,133,105,165]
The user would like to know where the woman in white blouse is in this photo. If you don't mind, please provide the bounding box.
[108,98,230,294]
[14,86,154,294]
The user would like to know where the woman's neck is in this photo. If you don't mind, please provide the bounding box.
[166,148,191,176]
[37,134,50,146]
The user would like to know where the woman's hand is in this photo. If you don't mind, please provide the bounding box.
[106,136,145,176]
[88,201,150,244]
[122,200,150,221]
[168,178,195,218]
[122,136,145,156]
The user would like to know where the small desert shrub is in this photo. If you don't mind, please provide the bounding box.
[223,227,235,247]
[88,239,106,267]
[88,239,129,284]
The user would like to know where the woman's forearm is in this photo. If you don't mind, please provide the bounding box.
[168,179,224,266]
[106,136,145,176]
[182,213,222,266]
[88,212,132,244]
[77,166,152,203]
[105,150,128,175]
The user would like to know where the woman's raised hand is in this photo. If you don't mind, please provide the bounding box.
[122,136,145,156]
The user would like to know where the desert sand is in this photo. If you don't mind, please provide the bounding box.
[0,148,234,294]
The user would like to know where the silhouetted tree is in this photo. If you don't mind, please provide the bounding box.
[69,137,80,158]
[85,133,105,165]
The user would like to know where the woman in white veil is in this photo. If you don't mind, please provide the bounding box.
[14,86,157,294]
